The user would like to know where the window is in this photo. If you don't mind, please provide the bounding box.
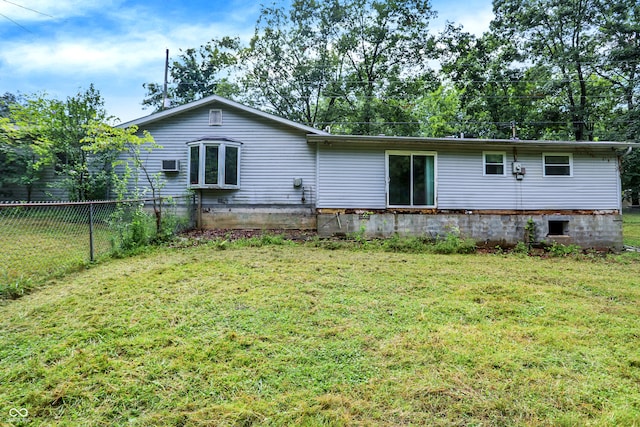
[209,109,222,126]
[548,220,569,236]
[387,151,436,207]
[187,139,241,189]
[543,153,572,176]
[483,152,506,176]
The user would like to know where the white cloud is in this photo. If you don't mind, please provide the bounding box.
[0,0,121,23]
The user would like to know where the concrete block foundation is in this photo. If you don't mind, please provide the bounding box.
[200,206,317,230]
[316,211,623,250]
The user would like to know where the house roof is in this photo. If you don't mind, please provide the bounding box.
[117,94,330,135]
[306,134,636,150]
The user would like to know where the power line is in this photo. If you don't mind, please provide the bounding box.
[0,11,30,32]
[1,0,54,18]
[0,0,54,32]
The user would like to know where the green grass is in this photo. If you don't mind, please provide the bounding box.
[623,210,640,247]
[0,217,114,299]
[1,243,640,426]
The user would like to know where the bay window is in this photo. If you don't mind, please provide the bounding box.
[187,138,241,189]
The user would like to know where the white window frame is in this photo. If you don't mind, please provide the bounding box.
[187,140,241,189]
[385,150,437,208]
[483,151,507,176]
[543,153,573,177]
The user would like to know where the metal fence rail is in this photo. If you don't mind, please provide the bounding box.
[0,196,194,295]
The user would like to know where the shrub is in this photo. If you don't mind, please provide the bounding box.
[513,241,529,255]
[546,241,582,257]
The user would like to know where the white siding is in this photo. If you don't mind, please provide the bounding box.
[129,103,316,206]
[317,143,621,211]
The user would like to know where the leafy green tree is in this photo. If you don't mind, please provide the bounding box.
[330,0,437,135]
[143,37,242,111]
[0,92,19,118]
[415,85,463,137]
[0,95,58,201]
[596,0,640,141]
[492,0,603,141]
[436,25,542,138]
[83,123,164,231]
[147,0,438,135]
[243,0,342,127]
[48,85,118,200]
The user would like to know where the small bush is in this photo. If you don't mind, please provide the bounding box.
[546,241,582,257]
[513,241,529,255]
[432,231,476,254]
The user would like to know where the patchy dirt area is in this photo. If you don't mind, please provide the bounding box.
[179,228,319,242]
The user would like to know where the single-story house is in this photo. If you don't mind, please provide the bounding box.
[117,95,631,249]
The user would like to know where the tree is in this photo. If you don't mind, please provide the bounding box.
[0,94,57,201]
[143,37,242,111]
[242,0,343,127]
[47,85,118,200]
[83,123,164,231]
[491,0,603,141]
[146,0,438,136]
[596,0,640,141]
[0,92,19,118]
[330,0,437,135]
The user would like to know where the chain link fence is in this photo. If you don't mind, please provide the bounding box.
[0,196,195,298]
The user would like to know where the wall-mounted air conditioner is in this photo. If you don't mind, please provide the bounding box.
[161,159,180,172]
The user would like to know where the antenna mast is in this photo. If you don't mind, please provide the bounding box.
[162,49,170,110]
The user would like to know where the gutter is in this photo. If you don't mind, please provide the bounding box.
[306,134,636,150]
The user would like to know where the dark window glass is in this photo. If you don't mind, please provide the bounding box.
[389,155,411,205]
[204,145,219,184]
[485,153,504,175]
[413,155,434,206]
[545,155,571,176]
[189,146,199,185]
[225,146,238,185]
[389,154,435,206]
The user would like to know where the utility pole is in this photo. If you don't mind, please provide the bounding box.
[162,49,170,110]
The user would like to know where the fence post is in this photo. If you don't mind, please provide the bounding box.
[89,203,95,262]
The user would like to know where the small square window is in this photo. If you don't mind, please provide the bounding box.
[483,152,506,176]
[543,153,572,176]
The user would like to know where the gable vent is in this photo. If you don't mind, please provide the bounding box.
[209,109,222,126]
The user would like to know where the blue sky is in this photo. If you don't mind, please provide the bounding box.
[0,0,494,123]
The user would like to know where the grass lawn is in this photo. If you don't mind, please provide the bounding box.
[623,209,640,247]
[1,242,640,426]
[0,217,113,292]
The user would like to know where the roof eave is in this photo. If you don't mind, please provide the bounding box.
[306,134,636,149]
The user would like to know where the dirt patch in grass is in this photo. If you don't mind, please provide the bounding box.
[180,228,318,242]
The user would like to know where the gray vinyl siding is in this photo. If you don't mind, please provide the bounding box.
[437,147,619,210]
[317,143,621,210]
[316,144,386,209]
[130,102,316,206]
